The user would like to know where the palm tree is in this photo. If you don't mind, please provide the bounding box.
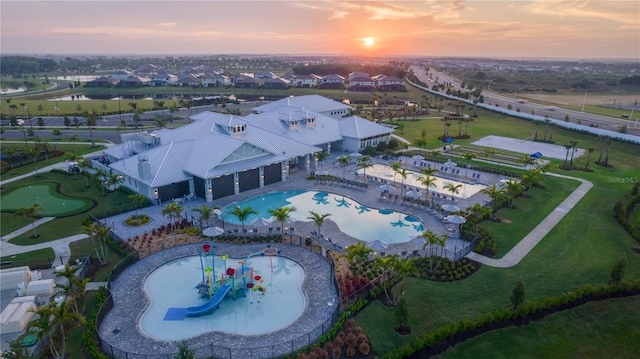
[336,155,350,180]
[65,152,81,177]
[77,157,92,187]
[503,179,523,207]
[569,141,579,168]
[542,118,552,141]
[483,147,497,166]
[66,134,79,153]
[420,231,448,271]
[15,203,45,238]
[604,140,612,166]
[389,161,402,186]
[84,110,98,148]
[3,147,18,169]
[128,193,148,217]
[25,146,39,174]
[92,168,107,196]
[307,211,331,239]
[596,135,607,164]
[162,202,186,232]
[341,241,371,276]
[584,147,595,170]
[397,168,409,198]
[462,152,477,176]
[26,299,84,359]
[192,204,215,228]
[443,182,463,200]
[562,144,572,167]
[413,137,427,154]
[481,184,505,208]
[268,206,297,232]
[314,151,329,168]
[80,222,109,265]
[520,170,541,195]
[106,173,124,204]
[418,174,437,201]
[467,203,488,236]
[228,206,258,232]
[54,264,90,314]
[356,155,373,183]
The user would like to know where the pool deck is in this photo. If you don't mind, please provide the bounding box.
[99,243,338,359]
[106,151,499,257]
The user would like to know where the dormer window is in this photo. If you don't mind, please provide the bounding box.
[230,125,246,133]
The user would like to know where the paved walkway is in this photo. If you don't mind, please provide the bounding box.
[467,173,593,267]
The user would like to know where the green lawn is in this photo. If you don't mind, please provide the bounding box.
[69,238,128,281]
[483,176,580,258]
[356,90,640,356]
[1,171,133,245]
[0,248,56,268]
[438,296,640,359]
[1,183,94,216]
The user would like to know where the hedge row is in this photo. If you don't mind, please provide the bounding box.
[383,279,640,359]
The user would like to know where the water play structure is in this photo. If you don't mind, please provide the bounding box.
[164,241,271,320]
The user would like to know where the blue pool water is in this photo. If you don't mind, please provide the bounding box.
[221,191,424,244]
[140,255,305,340]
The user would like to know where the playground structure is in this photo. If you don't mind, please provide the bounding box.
[185,241,274,317]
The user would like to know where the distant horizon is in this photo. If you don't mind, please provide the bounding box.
[2,1,638,59]
[3,52,639,63]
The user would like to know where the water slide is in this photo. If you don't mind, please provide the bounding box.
[185,283,232,317]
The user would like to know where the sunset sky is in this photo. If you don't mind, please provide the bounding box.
[1,0,638,59]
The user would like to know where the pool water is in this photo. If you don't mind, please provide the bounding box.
[221,191,424,244]
[140,255,306,340]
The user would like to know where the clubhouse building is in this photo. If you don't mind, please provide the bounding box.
[96,95,393,203]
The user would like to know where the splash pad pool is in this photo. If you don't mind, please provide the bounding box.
[98,243,338,359]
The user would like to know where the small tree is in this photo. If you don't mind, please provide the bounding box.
[2,338,34,359]
[510,278,526,310]
[174,341,196,359]
[609,253,627,283]
[15,203,45,238]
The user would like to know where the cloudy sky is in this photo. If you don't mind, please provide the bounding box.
[1,0,638,59]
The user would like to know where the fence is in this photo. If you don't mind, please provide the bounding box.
[95,234,341,359]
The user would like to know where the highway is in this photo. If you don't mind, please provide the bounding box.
[411,65,639,136]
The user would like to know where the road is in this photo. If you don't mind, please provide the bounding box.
[411,65,639,135]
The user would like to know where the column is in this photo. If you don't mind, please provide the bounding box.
[281,161,288,182]
[259,167,265,187]
[188,178,195,196]
[305,154,310,171]
[234,173,240,194]
[205,179,213,203]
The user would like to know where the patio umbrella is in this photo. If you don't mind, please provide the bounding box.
[442,138,454,143]
[349,152,362,158]
[366,239,389,251]
[441,204,460,213]
[250,217,273,227]
[202,226,224,237]
[379,184,396,192]
[316,170,329,176]
[445,215,467,224]
[405,190,422,199]
[212,209,222,216]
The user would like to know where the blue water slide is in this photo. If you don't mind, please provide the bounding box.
[185,283,232,317]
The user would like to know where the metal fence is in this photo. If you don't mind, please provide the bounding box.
[95,234,341,359]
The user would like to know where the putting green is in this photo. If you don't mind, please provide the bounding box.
[0,183,93,217]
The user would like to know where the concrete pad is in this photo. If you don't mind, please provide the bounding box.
[471,135,584,160]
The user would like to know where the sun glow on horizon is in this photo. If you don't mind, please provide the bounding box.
[363,37,375,47]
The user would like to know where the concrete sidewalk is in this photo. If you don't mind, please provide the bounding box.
[466,173,593,268]
[0,233,89,268]
[1,217,56,241]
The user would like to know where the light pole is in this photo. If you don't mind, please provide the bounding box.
[581,91,587,112]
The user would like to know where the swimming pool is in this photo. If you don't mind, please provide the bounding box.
[221,190,424,244]
[139,254,306,340]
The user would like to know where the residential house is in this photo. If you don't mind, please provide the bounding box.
[348,76,376,92]
[263,77,290,89]
[84,76,119,88]
[318,74,345,89]
[373,74,406,92]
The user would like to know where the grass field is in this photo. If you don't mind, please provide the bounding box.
[438,296,640,358]
[1,171,133,244]
[1,183,94,216]
[356,89,640,356]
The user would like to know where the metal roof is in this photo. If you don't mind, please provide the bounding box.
[251,94,352,114]
[339,116,394,139]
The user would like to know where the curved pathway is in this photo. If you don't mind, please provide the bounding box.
[466,173,593,268]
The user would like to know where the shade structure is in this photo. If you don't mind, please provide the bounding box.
[405,190,422,199]
[269,216,295,225]
[441,204,460,213]
[250,217,273,227]
[442,138,454,143]
[412,155,425,161]
[445,215,467,224]
[349,152,362,158]
[316,170,329,176]
[366,239,389,251]
[530,152,543,158]
[212,209,222,216]
[379,184,396,192]
[202,226,224,237]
